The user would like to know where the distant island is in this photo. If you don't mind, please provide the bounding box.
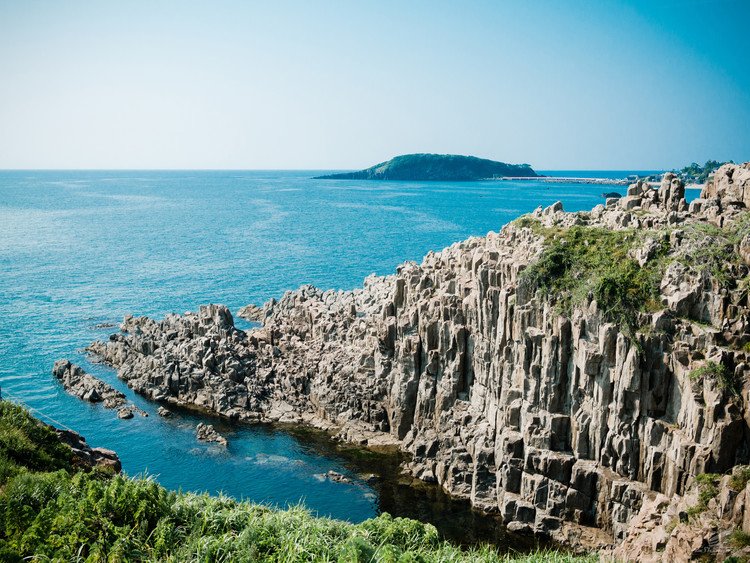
[314,153,538,181]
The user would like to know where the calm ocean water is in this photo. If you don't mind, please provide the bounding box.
[0,170,695,540]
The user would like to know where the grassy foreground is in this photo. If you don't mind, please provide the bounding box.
[0,401,594,562]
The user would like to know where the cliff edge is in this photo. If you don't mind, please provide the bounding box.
[314,153,538,181]
[85,162,750,558]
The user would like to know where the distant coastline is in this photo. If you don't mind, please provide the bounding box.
[491,175,628,185]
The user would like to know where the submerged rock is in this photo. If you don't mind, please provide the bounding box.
[84,163,750,556]
[196,422,227,446]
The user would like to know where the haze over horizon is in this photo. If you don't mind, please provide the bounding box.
[1,0,748,170]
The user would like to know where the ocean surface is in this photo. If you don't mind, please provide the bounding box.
[0,170,697,543]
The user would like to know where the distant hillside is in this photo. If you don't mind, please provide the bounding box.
[675,160,733,184]
[314,153,538,181]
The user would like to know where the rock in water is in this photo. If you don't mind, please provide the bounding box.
[53,359,127,408]
[157,406,173,417]
[326,470,351,483]
[85,163,750,557]
[53,359,146,418]
[196,422,227,446]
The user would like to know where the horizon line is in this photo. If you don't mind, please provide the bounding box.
[0,167,671,172]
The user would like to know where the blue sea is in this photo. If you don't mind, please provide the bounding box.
[0,170,693,542]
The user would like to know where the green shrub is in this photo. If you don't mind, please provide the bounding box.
[729,529,750,548]
[686,473,720,519]
[730,466,750,492]
[689,362,738,396]
[0,401,598,562]
[518,226,668,334]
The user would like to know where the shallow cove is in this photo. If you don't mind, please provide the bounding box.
[0,170,693,550]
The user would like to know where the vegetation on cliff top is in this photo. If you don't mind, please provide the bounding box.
[0,401,593,562]
[516,219,667,334]
[314,154,538,181]
[516,213,750,336]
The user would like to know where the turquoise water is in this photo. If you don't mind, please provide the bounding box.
[0,170,695,540]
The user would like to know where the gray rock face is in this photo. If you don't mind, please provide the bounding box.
[703,162,750,208]
[55,428,122,472]
[237,304,264,322]
[53,359,145,419]
[611,467,750,562]
[53,359,127,408]
[85,163,750,551]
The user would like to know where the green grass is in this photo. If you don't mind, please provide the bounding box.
[729,529,750,549]
[0,401,71,482]
[679,215,750,288]
[0,401,595,562]
[686,473,720,519]
[730,467,750,492]
[688,361,739,396]
[517,222,668,335]
[514,213,750,335]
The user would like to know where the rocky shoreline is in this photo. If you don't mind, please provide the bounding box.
[75,163,750,559]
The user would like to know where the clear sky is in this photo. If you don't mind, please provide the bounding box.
[0,0,748,170]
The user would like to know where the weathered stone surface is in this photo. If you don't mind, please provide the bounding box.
[84,163,750,553]
[53,359,126,408]
[611,469,750,562]
[196,422,227,446]
[55,428,122,472]
[237,304,264,322]
[53,359,144,418]
[703,162,750,208]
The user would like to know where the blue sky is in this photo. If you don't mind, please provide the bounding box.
[0,0,748,169]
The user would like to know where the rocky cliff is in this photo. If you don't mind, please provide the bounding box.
[314,153,538,181]
[85,162,750,558]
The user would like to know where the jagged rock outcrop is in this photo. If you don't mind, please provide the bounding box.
[237,304,264,322]
[610,467,750,561]
[85,164,750,555]
[196,422,227,446]
[55,428,122,472]
[702,162,750,209]
[53,359,145,418]
[53,359,127,407]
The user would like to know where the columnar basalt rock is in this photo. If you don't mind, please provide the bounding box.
[53,359,127,408]
[53,359,146,418]
[84,164,750,555]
